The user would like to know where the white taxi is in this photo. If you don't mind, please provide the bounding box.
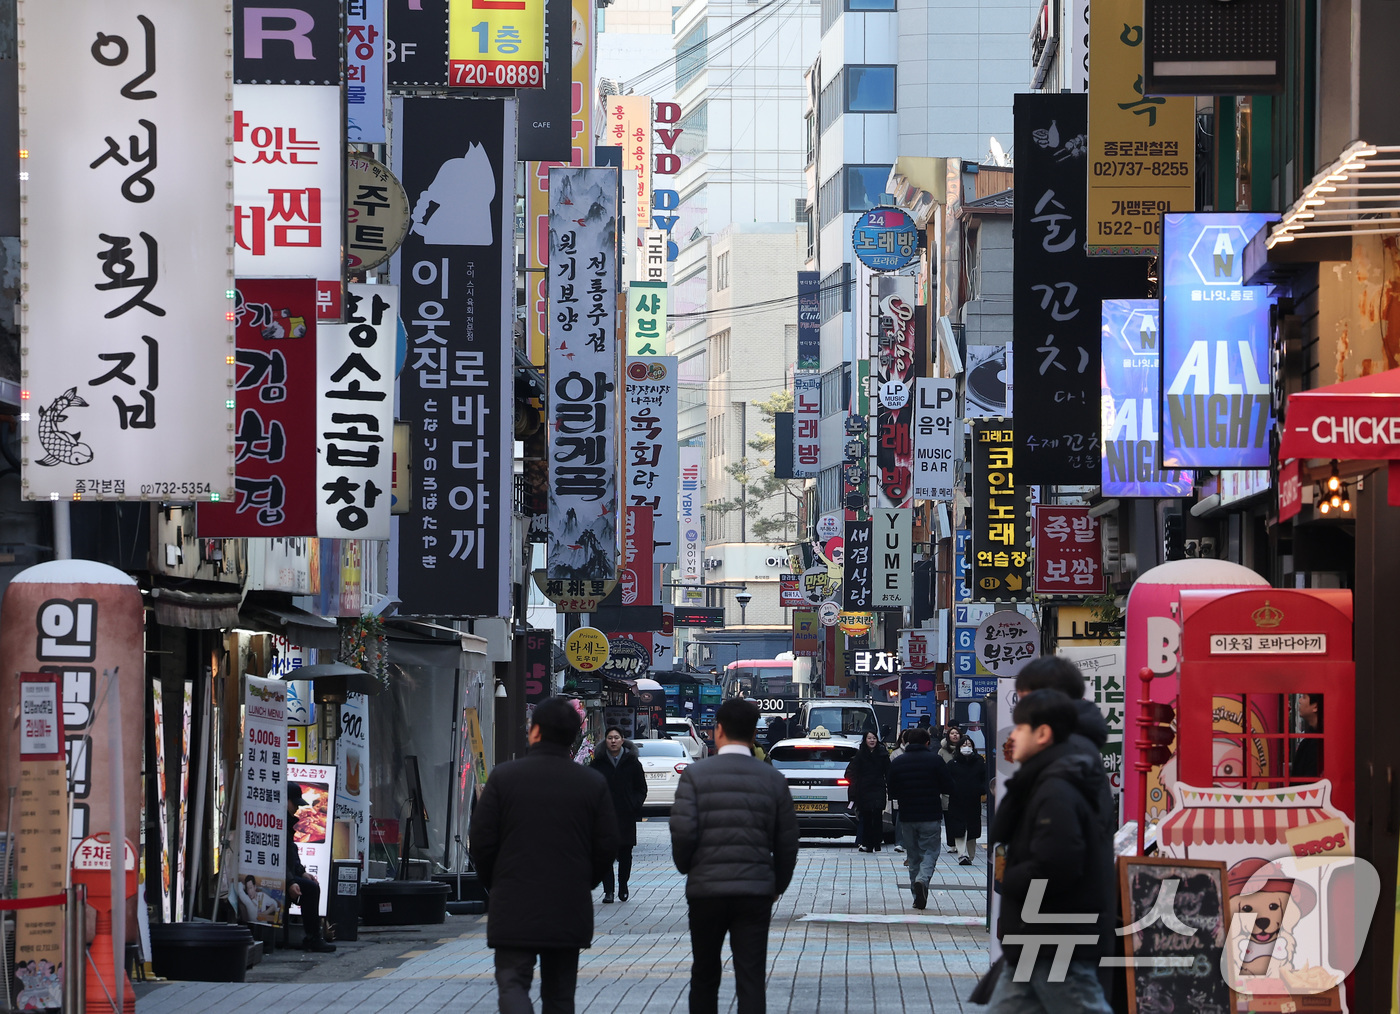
[768,728,866,839]
[634,738,693,808]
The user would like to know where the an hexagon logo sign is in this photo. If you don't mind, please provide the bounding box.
[1187,223,1251,285]
[1118,305,1159,356]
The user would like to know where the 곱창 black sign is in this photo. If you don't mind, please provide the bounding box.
[971,421,1030,601]
[1012,92,1149,483]
[395,96,515,618]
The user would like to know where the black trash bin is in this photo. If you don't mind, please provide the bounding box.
[328,860,361,942]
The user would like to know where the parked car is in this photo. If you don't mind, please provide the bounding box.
[665,717,707,761]
[633,738,693,807]
[768,732,894,841]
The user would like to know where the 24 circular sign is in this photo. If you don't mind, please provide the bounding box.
[852,206,918,272]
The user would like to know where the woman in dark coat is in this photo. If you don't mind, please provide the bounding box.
[845,731,891,852]
[945,736,985,864]
[589,727,648,901]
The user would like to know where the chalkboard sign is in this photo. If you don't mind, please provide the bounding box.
[1119,857,1232,1014]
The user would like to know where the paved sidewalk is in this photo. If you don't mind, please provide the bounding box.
[137,822,992,1013]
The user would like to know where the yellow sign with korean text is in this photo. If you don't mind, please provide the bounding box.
[1087,0,1195,256]
[627,281,667,356]
[607,96,652,231]
[448,0,545,89]
[565,626,611,671]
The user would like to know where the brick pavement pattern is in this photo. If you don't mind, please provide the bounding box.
[137,822,993,1013]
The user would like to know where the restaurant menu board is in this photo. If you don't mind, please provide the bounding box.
[241,676,289,922]
[1118,857,1232,1014]
[335,693,370,874]
[288,763,337,917]
[15,675,66,1006]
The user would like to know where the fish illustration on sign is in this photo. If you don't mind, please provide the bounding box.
[36,387,94,466]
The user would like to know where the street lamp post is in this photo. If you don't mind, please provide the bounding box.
[735,590,752,626]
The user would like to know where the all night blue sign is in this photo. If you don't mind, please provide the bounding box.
[1159,213,1275,469]
[1101,299,1193,497]
[852,207,918,272]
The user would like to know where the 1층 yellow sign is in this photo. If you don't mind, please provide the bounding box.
[449,0,545,88]
[1087,0,1195,256]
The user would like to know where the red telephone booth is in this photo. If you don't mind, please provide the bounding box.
[1176,587,1353,818]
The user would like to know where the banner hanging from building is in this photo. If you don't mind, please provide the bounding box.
[1012,92,1149,483]
[912,378,956,500]
[874,276,915,509]
[199,280,319,537]
[547,166,620,583]
[1101,298,1193,496]
[621,506,655,606]
[793,373,822,479]
[234,84,345,321]
[1032,504,1105,595]
[20,0,234,501]
[797,271,821,371]
[678,446,704,597]
[627,281,667,356]
[971,421,1030,601]
[625,356,678,563]
[872,509,912,608]
[608,95,652,231]
[317,284,397,539]
[395,96,515,618]
[1159,212,1275,469]
[347,0,388,142]
[448,0,545,87]
[1086,0,1195,256]
[843,517,874,610]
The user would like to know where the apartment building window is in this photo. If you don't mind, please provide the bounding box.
[714,251,730,291]
[821,0,841,33]
[818,78,841,135]
[848,0,896,8]
[817,465,842,517]
[676,23,707,89]
[845,165,892,213]
[710,330,731,377]
[819,265,849,322]
[708,413,726,457]
[846,66,896,112]
[804,112,816,166]
[820,364,844,416]
[677,102,707,160]
[818,171,841,228]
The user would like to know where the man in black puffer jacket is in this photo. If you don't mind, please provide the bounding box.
[986,690,1113,1013]
[670,698,799,1014]
[886,727,954,909]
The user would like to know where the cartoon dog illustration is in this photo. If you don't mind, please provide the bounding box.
[1226,857,1316,977]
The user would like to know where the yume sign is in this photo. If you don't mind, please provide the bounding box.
[1086,0,1195,256]
[565,626,611,671]
[448,0,546,87]
[20,0,235,500]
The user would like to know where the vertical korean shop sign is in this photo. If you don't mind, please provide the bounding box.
[912,379,956,500]
[395,97,516,618]
[1159,212,1274,469]
[547,167,620,584]
[347,0,388,144]
[448,0,546,87]
[625,358,679,563]
[627,281,667,356]
[971,421,1030,601]
[608,96,652,231]
[1086,0,1195,256]
[793,373,821,479]
[1013,92,1149,484]
[874,277,915,509]
[317,284,397,539]
[199,280,319,537]
[234,84,345,322]
[797,271,821,371]
[241,676,288,921]
[1032,505,1105,595]
[19,1,234,501]
[1101,298,1192,496]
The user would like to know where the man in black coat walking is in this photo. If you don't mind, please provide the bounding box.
[469,698,619,1014]
[670,698,799,1014]
[590,726,648,902]
[886,727,954,909]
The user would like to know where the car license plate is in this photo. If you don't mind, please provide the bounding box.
[794,803,829,812]
[646,772,668,780]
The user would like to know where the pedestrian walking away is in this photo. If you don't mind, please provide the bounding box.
[938,725,963,851]
[985,689,1113,1014]
[945,736,984,864]
[845,730,890,852]
[469,697,620,1014]
[590,726,648,902]
[285,785,335,953]
[885,726,953,910]
[670,698,799,1014]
